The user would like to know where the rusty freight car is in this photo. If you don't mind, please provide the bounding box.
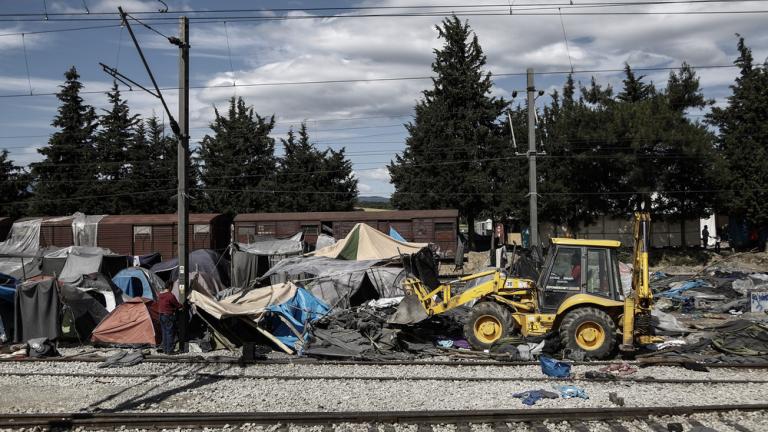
[233,210,459,256]
[13,215,77,248]
[97,214,231,258]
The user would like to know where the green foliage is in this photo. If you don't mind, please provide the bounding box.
[707,36,768,226]
[0,150,31,217]
[276,123,358,212]
[124,115,178,213]
[93,81,141,214]
[197,97,277,214]
[388,16,508,237]
[30,66,98,216]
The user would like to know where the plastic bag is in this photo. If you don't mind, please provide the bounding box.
[539,356,571,378]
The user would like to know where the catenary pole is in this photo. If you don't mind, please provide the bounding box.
[177,15,190,348]
[527,68,539,248]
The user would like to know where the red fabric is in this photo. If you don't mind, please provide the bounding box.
[157,291,182,315]
[571,264,581,281]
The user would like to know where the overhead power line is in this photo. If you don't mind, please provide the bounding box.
[0,64,740,99]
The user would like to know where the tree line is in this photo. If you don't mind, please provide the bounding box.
[389,17,768,246]
[0,68,358,218]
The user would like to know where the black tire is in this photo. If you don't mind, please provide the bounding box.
[559,307,617,359]
[464,302,513,351]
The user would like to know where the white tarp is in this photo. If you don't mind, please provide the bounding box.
[72,213,106,247]
[236,232,303,255]
[0,219,41,257]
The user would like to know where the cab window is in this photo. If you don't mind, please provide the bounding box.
[545,247,582,290]
[586,248,611,297]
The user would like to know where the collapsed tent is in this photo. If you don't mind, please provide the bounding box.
[60,273,122,340]
[189,281,298,320]
[151,249,230,288]
[112,267,163,300]
[262,256,406,309]
[91,298,159,346]
[313,223,428,261]
[231,233,304,288]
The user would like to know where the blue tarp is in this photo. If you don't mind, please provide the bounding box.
[112,267,156,300]
[389,227,406,242]
[658,279,708,300]
[266,287,329,348]
[0,273,17,303]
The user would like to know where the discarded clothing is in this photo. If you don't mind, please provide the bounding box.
[98,350,144,368]
[540,356,571,378]
[512,389,559,406]
[556,385,588,399]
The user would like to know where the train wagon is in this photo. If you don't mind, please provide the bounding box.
[233,209,459,257]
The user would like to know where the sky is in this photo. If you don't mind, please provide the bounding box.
[0,0,766,197]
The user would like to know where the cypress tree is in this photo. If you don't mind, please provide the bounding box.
[197,96,277,214]
[388,16,507,247]
[707,37,768,249]
[0,150,31,218]
[30,66,98,216]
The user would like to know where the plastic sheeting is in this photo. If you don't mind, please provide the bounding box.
[236,232,303,255]
[173,271,225,300]
[71,213,106,247]
[315,234,336,251]
[0,219,41,257]
[14,277,61,342]
[266,287,329,348]
[262,256,406,309]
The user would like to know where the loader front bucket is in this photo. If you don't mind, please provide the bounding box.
[387,293,429,325]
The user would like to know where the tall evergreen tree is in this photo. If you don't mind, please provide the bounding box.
[276,123,357,212]
[707,36,768,249]
[388,16,507,246]
[143,115,177,214]
[197,97,277,214]
[93,82,140,214]
[0,150,31,218]
[30,66,98,216]
[617,64,654,103]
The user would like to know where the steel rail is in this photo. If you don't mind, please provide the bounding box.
[2,355,768,369]
[1,405,766,428]
[2,370,767,385]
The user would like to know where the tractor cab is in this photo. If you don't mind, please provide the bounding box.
[537,238,624,313]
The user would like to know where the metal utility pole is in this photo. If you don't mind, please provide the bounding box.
[177,16,190,342]
[527,68,539,248]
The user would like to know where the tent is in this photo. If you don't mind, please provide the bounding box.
[91,298,159,346]
[313,223,428,261]
[231,233,304,289]
[59,273,122,341]
[43,246,129,282]
[14,276,61,342]
[112,267,164,300]
[0,273,18,342]
[261,256,407,309]
[151,249,230,288]
[173,271,225,301]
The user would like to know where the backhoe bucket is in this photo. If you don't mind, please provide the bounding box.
[387,294,429,325]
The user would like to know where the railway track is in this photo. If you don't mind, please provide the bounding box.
[3,370,768,385]
[0,405,765,431]
[3,355,768,369]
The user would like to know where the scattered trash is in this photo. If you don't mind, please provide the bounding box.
[584,371,616,380]
[512,389,559,405]
[608,392,625,406]
[600,362,637,376]
[540,356,571,378]
[556,385,588,399]
[436,340,454,349]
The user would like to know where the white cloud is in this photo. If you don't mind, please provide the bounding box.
[358,182,373,193]
[355,167,390,182]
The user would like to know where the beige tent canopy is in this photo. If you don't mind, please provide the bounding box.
[313,223,428,261]
[189,281,297,319]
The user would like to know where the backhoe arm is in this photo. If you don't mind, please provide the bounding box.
[621,212,655,351]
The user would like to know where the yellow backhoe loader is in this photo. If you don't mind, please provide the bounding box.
[399,212,657,358]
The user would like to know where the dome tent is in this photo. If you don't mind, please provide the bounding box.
[112,267,163,300]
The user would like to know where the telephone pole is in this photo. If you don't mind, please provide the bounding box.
[177,16,190,347]
[527,68,539,248]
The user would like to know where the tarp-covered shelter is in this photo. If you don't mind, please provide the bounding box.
[189,281,298,319]
[231,232,304,289]
[14,276,60,342]
[112,267,163,300]
[42,246,129,282]
[91,297,159,346]
[151,249,230,287]
[262,256,407,309]
[173,271,224,301]
[313,223,428,261]
[0,219,45,278]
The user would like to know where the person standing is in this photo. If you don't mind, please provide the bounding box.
[157,282,182,354]
[702,225,710,249]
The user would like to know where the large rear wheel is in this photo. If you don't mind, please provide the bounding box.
[559,307,616,359]
[464,302,513,350]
